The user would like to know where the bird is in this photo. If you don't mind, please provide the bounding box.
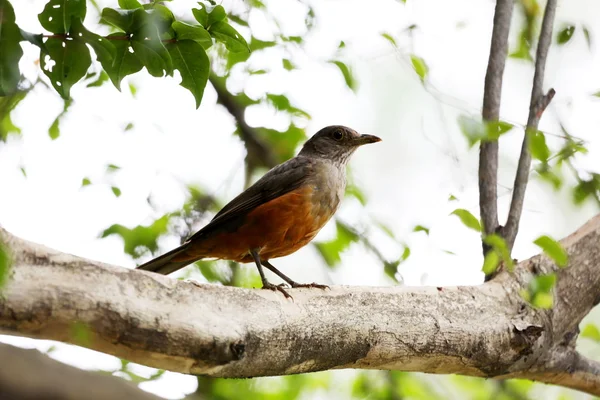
[136,125,381,297]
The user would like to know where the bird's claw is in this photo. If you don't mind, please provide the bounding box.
[262,281,292,299]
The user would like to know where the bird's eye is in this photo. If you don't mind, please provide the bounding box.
[332,130,344,141]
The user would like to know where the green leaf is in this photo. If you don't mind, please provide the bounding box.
[483,234,514,271]
[86,71,109,88]
[111,186,122,197]
[102,215,171,257]
[47,98,71,139]
[0,0,23,96]
[534,235,568,267]
[581,324,600,342]
[330,61,357,92]
[458,116,513,147]
[526,273,557,309]
[107,163,120,171]
[41,38,91,99]
[532,292,553,309]
[208,21,249,52]
[535,162,562,190]
[167,40,209,109]
[172,21,212,49]
[101,7,145,33]
[38,0,86,34]
[131,33,173,77]
[557,25,575,45]
[448,194,458,201]
[103,33,143,90]
[19,29,45,50]
[0,239,11,289]
[266,94,310,118]
[118,0,142,9]
[528,130,550,161]
[207,5,226,26]
[450,209,481,232]
[413,225,430,235]
[573,176,600,205]
[70,19,116,73]
[192,7,208,28]
[410,54,428,82]
[381,33,397,47]
[482,250,500,275]
[345,184,367,205]
[583,26,592,49]
[81,177,91,187]
[282,59,294,71]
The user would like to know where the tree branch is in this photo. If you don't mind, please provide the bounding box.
[479,0,514,242]
[1,215,600,395]
[208,74,278,169]
[503,0,557,250]
[0,342,161,400]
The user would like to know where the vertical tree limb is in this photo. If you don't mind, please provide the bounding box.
[479,0,515,245]
[503,0,557,250]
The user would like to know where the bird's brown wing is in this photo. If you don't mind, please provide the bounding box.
[186,156,317,241]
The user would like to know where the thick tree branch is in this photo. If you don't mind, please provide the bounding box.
[209,74,277,169]
[0,342,160,400]
[503,0,557,250]
[1,215,600,395]
[479,0,514,242]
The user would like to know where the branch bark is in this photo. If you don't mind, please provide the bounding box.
[0,342,160,400]
[503,0,558,250]
[479,0,514,243]
[1,215,600,395]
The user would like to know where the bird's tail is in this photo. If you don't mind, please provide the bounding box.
[136,242,200,275]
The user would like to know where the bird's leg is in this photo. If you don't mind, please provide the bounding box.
[250,249,291,299]
[261,260,329,290]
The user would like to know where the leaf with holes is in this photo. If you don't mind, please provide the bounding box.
[0,0,23,95]
[103,33,143,90]
[38,0,86,34]
[534,235,568,267]
[451,208,481,232]
[167,40,209,109]
[172,21,212,49]
[209,21,249,53]
[41,38,91,99]
[330,61,357,92]
[557,25,575,45]
[70,19,115,73]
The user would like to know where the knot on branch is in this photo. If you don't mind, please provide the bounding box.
[510,324,544,358]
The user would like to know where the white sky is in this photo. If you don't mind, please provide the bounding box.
[2,0,600,398]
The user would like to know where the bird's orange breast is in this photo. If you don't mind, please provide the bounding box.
[179,185,335,263]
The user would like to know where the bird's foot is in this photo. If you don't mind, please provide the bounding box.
[289,281,329,290]
[261,281,292,299]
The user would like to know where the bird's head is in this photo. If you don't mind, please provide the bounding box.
[298,125,381,164]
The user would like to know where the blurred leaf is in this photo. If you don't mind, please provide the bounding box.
[413,225,429,235]
[573,175,600,205]
[266,94,310,118]
[315,221,359,267]
[86,71,109,88]
[282,59,295,71]
[129,82,137,96]
[167,40,209,108]
[107,163,121,171]
[330,61,357,92]
[124,122,134,131]
[483,234,514,271]
[38,0,86,34]
[451,208,481,232]
[111,186,122,197]
[209,21,249,53]
[525,273,556,309]
[0,89,27,140]
[448,194,458,201]
[535,162,562,190]
[583,26,592,49]
[41,38,91,99]
[104,34,143,90]
[381,33,397,47]
[101,215,171,257]
[19,166,26,177]
[581,324,600,342]
[376,221,395,239]
[101,7,145,33]
[410,54,428,83]
[81,177,91,187]
[384,260,400,281]
[528,130,550,162]
[346,184,367,205]
[482,250,500,275]
[534,235,568,267]
[557,25,575,45]
[0,0,23,96]
[249,37,276,51]
[0,240,11,289]
[172,21,212,49]
[70,321,92,346]
[47,99,72,140]
[458,116,512,147]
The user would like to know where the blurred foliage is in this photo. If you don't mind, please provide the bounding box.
[0,238,11,289]
[521,273,556,309]
[533,235,568,268]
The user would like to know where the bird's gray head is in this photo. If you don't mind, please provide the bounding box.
[298,125,381,164]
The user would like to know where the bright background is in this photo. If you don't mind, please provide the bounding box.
[2,0,600,398]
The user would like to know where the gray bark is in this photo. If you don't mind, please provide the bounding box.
[1,216,600,395]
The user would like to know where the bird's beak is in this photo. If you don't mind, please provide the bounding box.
[354,134,382,146]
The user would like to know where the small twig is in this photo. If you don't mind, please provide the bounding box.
[479,0,514,246]
[503,0,558,251]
